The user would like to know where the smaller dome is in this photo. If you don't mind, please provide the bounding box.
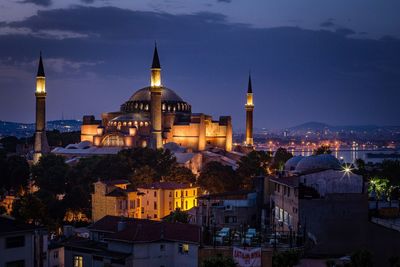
[295,154,341,174]
[285,156,304,171]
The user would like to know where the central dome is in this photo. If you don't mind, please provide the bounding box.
[120,86,191,114]
[129,86,184,102]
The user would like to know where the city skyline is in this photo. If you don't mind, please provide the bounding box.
[1,0,400,129]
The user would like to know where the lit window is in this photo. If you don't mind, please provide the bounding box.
[73,256,83,267]
[178,243,189,254]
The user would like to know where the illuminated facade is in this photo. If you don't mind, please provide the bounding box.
[92,180,199,222]
[81,45,232,151]
[245,74,254,146]
[33,53,49,164]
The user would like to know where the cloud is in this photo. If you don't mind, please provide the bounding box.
[320,18,335,28]
[217,0,232,2]
[335,27,355,36]
[0,26,90,39]
[20,0,52,7]
[0,6,399,127]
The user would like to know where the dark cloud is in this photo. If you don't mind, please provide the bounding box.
[217,0,232,3]
[320,21,335,28]
[380,35,399,42]
[320,18,337,28]
[81,0,95,3]
[335,27,355,36]
[0,6,399,128]
[19,0,52,7]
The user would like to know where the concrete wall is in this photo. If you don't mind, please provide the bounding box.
[299,194,369,256]
[198,246,272,267]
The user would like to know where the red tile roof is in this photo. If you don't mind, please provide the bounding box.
[90,216,200,244]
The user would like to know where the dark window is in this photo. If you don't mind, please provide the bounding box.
[154,214,158,219]
[54,251,59,259]
[154,201,157,210]
[6,260,25,267]
[154,191,157,197]
[6,236,25,249]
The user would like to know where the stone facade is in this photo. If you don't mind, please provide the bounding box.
[91,180,199,222]
[81,46,232,152]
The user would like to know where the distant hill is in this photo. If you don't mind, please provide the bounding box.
[289,122,331,131]
[0,120,81,138]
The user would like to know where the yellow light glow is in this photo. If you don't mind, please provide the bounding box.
[36,77,45,93]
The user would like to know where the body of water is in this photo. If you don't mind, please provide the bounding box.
[290,148,399,163]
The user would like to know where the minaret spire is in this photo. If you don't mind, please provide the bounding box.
[33,52,49,164]
[247,73,252,93]
[37,51,45,77]
[245,73,254,147]
[151,43,161,69]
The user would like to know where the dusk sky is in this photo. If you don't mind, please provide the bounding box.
[0,0,399,130]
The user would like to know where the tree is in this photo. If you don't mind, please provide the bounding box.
[313,145,332,155]
[32,154,69,195]
[118,148,176,180]
[0,153,29,191]
[0,205,6,215]
[202,256,237,267]
[271,148,293,172]
[369,177,389,210]
[237,150,272,189]
[11,193,46,225]
[381,160,400,185]
[272,250,301,267]
[164,166,196,184]
[0,136,19,153]
[5,155,30,191]
[130,165,157,187]
[389,256,400,267]
[350,249,373,267]
[165,208,190,223]
[198,161,241,193]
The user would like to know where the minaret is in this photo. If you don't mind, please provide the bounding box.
[245,74,254,146]
[150,44,163,149]
[33,52,49,164]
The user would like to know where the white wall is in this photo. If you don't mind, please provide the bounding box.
[0,232,34,267]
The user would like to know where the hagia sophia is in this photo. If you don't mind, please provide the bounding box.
[33,45,255,162]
